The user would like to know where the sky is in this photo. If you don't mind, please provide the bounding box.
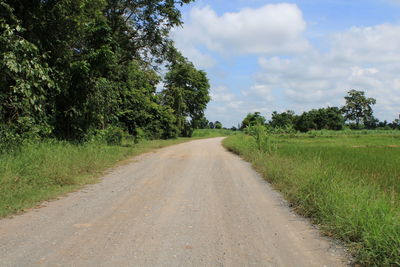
[171,0,400,127]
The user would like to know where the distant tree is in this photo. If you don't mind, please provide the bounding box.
[214,121,222,129]
[317,107,345,130]
[269,110,296,128]
[378,120,388,128]
[230,126,238,131]
[193,117,209,129]
[240,112,266,130]
[364,115,379,130]
[389,115,400,129]
[295,111,317,132]
[295,107,344,132]
[342,90,376,128]
[208,121,215,129]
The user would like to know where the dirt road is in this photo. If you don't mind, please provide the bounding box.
[0,138,347,266]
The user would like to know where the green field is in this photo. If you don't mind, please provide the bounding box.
[223,131,400,266]
[0,129,230,218]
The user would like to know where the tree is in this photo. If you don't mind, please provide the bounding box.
[193,117,209,129]
[117,61,178,139]
[342,90,376,128]
[1,0,209,143]
[269,110,296,128]
[240,112,266,130]
[163,52,210,136]
[2,0,195,140]
[295,107,344,132]
[364,115,379,129]
[214,121,222,129]
[0,1,55,139]
[389,115,400,130]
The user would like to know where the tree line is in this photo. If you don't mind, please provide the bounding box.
[0,0,210,146]
[240,90,400,132]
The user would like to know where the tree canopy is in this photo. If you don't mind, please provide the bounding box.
[342,90,376,128]
[240,112,266,129]
[0,0,209,144]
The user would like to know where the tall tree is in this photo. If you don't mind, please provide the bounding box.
[118,61,178,139]
[0,1,55,138]
[1,0,207,144]
[163,52,210,136]
[342,90,376,128]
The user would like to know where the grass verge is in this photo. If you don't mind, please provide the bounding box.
[0,129,231,218]
[223,132,400,266]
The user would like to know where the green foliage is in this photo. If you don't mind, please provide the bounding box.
[224,132,400,266]
[244,124,274,153]
[269,110,296,128]
[133,128,147,143]
[214,121,222,129]
[342,90,377,128]
[103,126,124,146]
[0,0,204,143]
[295,107,344,132]
[267,124,296,135]
[0,3,55,140]
[117,61,178,140]
[163,51,211,136]
[240,112,266,130]
[192,129,236,138]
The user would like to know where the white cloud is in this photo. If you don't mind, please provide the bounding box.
[175,46,217,69]
[248,23,400,121]
[174,4,400,126]
[210,85,235,102]
[330,24,400,63]
[242,84,274,102]
[172,3,309,56]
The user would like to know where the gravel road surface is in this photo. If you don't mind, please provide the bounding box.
[0,137,347,266]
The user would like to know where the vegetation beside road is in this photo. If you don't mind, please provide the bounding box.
[192,128,237,138]
[0,129,231,218]
[223,130,400,266]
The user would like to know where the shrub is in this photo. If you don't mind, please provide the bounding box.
[104,126,124,146]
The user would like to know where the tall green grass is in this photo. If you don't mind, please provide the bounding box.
[223,132,400,266]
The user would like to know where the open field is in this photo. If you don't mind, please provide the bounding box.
[0,130,231,218]
[223,131,400,266]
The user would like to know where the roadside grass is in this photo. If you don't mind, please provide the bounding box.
[223,131,400,266]
[0,129,231,218]
[191,128,237,138]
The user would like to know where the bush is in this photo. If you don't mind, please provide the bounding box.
[104,126,124,146]
[0,125,23,153]
[133,128,147,143]
[244,124,274,153]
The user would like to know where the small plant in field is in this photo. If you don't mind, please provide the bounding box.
[245,124,274,153]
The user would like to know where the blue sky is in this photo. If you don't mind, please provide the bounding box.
[172,0,400,127]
